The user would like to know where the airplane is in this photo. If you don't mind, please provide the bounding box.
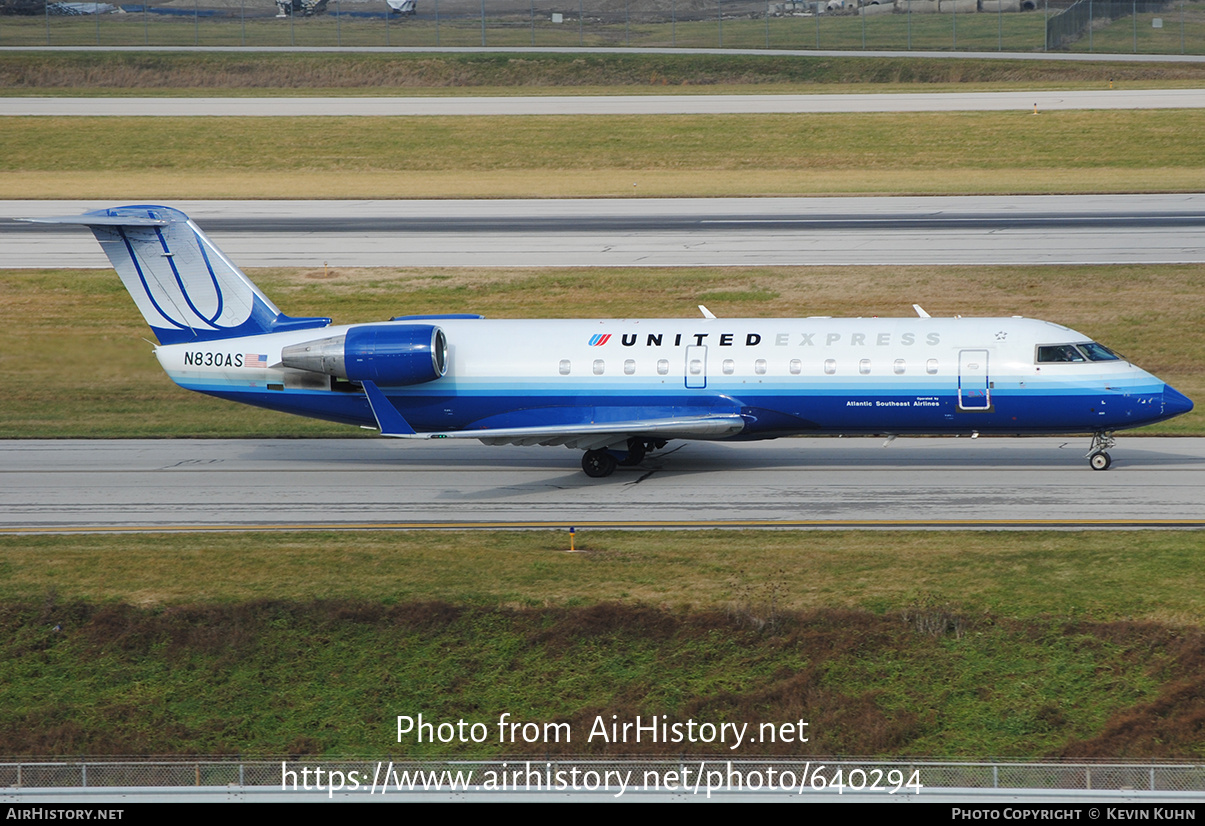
[30,204,1193,478]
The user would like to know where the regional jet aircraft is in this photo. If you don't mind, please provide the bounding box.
[32,205,1193,478]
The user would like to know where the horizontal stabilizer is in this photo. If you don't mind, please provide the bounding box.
[30,214,168,227]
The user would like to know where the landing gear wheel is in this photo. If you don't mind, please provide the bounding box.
[1087,431,1117,471]
[617,438,647,467]
[582,449,618,478]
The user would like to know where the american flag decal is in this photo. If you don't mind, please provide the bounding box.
[588,334,611,347]
[245,354,267,368]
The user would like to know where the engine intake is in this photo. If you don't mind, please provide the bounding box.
[281,324,447,386]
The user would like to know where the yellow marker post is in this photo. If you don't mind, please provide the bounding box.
[569,526,576,552]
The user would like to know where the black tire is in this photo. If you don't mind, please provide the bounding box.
[1089,451,1112,471]
[582,449,618,478]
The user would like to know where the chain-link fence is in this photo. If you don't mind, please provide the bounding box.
[1047,0,1181,49]
[0,0,1203,53]
[4,758,1205,792]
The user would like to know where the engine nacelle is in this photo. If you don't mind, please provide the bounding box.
[281,324,447,386]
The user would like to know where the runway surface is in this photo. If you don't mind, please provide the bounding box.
[7,194,1205,267]
[3,437,1203,533]
[5,88,1205,116]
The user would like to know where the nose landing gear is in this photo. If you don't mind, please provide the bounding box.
[1088,431,1116,471]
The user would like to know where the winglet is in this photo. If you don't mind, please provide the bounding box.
[362,380,417,436]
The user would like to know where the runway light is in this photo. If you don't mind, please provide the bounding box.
[569,526,576,552]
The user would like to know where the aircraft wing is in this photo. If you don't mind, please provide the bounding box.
[361,381,746,449]
[433,416,746,449]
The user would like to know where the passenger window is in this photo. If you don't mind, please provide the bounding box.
[689,359,703,375]
[894,359,906,375]
[859,359,871,375]
[789,359,801,375]
[657,359,669,376]
[754,359,767,375]
[559,359,571,376]
[722,359,734,375]
[824,359,836,375]
[593,359,605,375]
[926,359,938,375]
[624,359,636,375]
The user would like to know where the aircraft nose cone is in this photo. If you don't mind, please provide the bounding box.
[1163,385,1195,418]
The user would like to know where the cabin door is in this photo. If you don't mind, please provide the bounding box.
[958,349,991,410]
[685,345,708,389]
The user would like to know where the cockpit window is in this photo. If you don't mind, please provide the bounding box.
[1037,342,1123,364]
[1036,344,1086,363]
[1079,342,1121,362]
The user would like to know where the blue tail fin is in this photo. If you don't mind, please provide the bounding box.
[31,205,330,345]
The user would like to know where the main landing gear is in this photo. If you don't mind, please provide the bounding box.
[582,449,617,478]
[1088,431,1116,471]
[581,439,666,478]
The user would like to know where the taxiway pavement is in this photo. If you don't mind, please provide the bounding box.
[3,438,1202,532]
[7,194,1205,267]
[4,88,1205,117]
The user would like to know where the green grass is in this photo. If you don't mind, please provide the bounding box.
[2,530,1203,757]
[0,598,1159,757]
[4,50,1205,97]
[7,109,1205,198]
[3,263,1200,437]
[9,110,1205,173]
[3,530,1204,623]
[0,599,1179,757]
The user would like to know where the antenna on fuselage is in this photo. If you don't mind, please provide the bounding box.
[698,305,717,319]
[912,304,931,318]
